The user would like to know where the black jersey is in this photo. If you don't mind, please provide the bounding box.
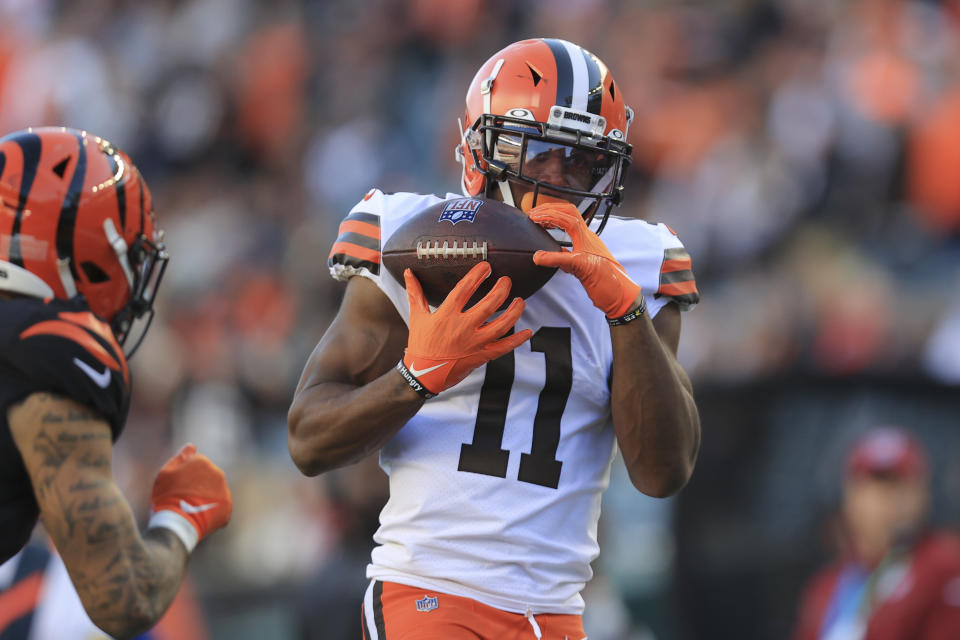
[0,297,130,563]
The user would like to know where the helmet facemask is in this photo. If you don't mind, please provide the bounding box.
[110,230,168,358]
[463,107,632,238]
[457,39,636,237]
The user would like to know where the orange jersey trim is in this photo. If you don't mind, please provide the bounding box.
[661,257,692,273]
[328,241,381,264]
[0,572,44,633]
[338,219,381,240]
[57,311,129,384]
[659,280,699,296]
[20,320,123,377]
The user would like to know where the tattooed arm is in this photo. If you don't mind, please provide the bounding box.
[8,392,187,639]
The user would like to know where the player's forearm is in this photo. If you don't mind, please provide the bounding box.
[8,394,189,639]
[42,478,188,639]
[287,369,424,475]
[73,525,188,639]
[609,314,700,497]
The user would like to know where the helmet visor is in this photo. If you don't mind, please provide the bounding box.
[494,135,617,194]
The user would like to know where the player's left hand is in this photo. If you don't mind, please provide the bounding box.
[148,444,233,552]
[526,202,642,319]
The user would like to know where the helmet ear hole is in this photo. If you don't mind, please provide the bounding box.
[81,261,110,283]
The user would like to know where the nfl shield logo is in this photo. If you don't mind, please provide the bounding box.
[415,595,439,612]
[438,198,483,224]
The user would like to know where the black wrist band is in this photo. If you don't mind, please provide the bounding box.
[396,360,436,399]
[607,297,646,327]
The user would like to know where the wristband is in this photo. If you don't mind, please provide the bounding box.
[396,360,436,399]
[148,510,198,552]
[607,296,646,327]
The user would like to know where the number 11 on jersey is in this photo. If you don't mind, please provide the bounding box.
[457,327,572,489]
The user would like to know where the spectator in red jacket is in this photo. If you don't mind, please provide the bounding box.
[792,426,960,640]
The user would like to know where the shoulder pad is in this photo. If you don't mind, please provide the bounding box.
[1,298,130,438]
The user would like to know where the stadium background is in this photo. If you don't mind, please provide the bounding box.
[2,0,960,638]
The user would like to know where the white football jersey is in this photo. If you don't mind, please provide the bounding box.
[328,189,698,615]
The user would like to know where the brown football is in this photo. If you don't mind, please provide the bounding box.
[382,196,560,308]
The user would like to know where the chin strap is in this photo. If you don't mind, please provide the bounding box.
[497,179,516,207]
[480,58,504,148]
[56,258,77,298]
[103,218,134,290]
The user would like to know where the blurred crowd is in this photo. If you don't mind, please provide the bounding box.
[1,0,959,638]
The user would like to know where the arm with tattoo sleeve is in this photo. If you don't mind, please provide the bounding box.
[8,393,229,639]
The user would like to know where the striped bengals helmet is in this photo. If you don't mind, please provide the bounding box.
[0,127,168,353]
[456,38,634,235]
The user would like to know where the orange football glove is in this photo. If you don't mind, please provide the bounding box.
[148,444,232,552]
[398,261,532,397]
[527,202,642,319]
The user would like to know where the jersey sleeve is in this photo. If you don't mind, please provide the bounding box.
[2,305,130,439]
[328,188,384,283]
[326,189,453,327]
[653,224,700,312]
[608,218,700,318]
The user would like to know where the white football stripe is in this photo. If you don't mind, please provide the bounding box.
[561,40,588,112]
[363,581,379,640]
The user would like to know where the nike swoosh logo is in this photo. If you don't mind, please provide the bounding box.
[73,357,111,389]
[179,499,218,514]
[408,362,449,378]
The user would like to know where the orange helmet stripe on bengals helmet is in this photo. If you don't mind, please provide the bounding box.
[0,127,168,354]
[457,38,633,235]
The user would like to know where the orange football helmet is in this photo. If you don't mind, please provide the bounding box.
[0,127,168,354]
[456,38,634,235]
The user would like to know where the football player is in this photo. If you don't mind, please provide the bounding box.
[0,128,232,640]
[289,39,701,639]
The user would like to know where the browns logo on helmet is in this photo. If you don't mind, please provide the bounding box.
[0,127,167,354]
[456,38,634,235]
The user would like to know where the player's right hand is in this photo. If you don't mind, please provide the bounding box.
[148,444,233,552]
[527,202,643,319]
[399,262,532,397]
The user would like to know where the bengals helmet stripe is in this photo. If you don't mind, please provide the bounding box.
[108,150,127,231]
[8,132,42,268]
[138,172,145,233]
[0,127,168,354]
[55,131,88,285]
